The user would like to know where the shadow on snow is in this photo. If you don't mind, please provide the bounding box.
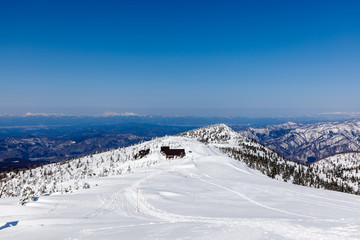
[0,221,19,230]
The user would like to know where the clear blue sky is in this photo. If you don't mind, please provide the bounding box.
[1,0,359,117]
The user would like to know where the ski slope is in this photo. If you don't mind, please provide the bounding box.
[1,137,360,240]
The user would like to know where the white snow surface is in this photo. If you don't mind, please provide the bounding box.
[1,136,360,239]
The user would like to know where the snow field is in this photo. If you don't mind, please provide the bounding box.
[1,136,360,239]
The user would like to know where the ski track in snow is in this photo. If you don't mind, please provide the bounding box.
[194,174,316,219]
[250,184,360,214]
[117,156,358,240]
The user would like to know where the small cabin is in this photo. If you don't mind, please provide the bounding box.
[160,146,185,159]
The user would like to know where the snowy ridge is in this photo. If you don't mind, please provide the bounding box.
[0,124,274,204]
[0,136,194,203]
[1,123,360,207]
[179,124,287,166]
[240,119,360,162]
[182,124,360,194]
[181,124,288,165]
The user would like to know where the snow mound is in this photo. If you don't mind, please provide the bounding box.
[179,123,247,145]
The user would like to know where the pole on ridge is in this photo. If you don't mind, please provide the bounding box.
[136,188,139,212]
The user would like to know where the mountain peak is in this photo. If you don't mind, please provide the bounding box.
[179,123,243,144]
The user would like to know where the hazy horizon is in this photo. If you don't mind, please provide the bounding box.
[1,109,360,120]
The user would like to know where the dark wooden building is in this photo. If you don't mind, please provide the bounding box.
[161,146,185,159]
[160,146,170,152]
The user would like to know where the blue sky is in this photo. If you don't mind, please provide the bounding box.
[0,0,359,117]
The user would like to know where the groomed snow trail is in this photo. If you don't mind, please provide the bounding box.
[1,137,360,240]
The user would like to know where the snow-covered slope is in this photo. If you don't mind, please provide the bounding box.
[0,136,192,203]
[181,124,360,194]
[1,132,360,239]
[240,119,360,162]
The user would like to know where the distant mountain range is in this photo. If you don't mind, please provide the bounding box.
[0,134,149,168]
[239,119,360,163]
